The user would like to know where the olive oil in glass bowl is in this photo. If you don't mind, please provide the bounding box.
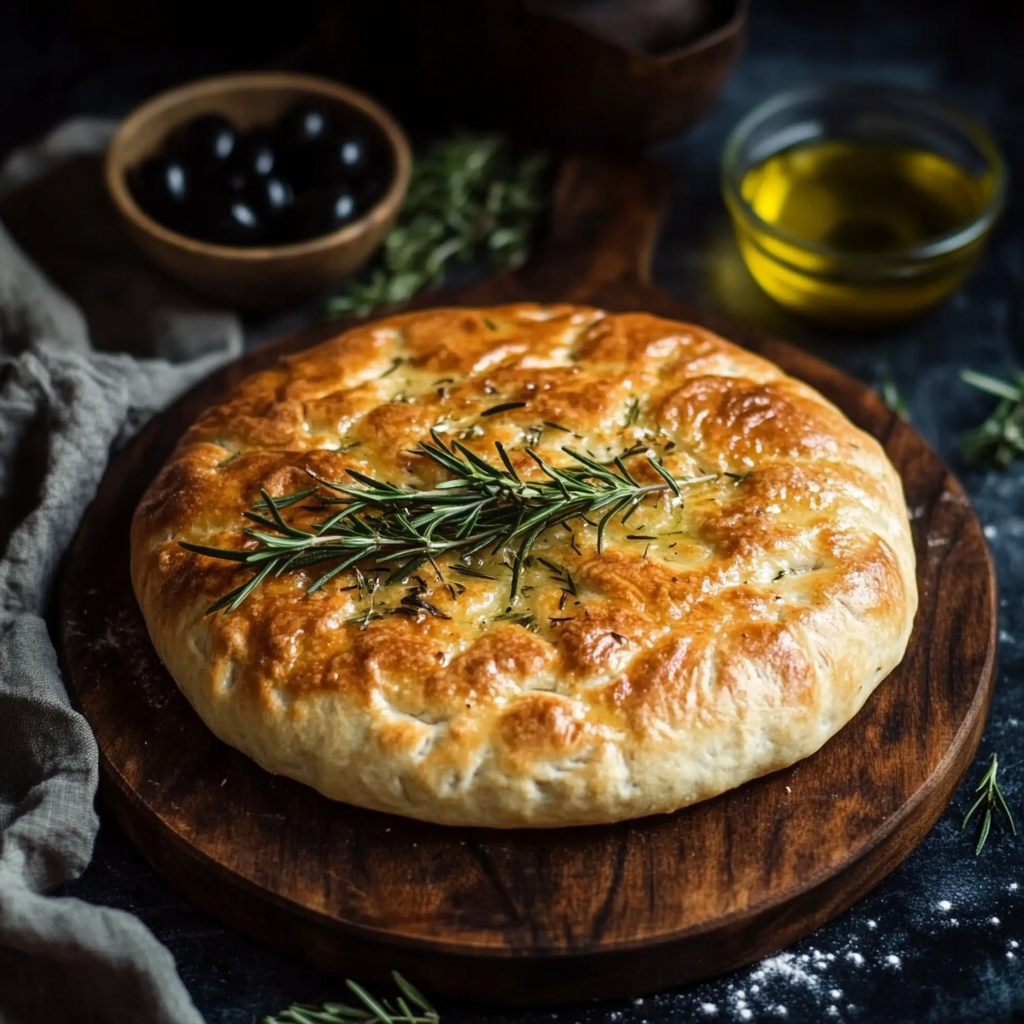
[721,85,1006,328]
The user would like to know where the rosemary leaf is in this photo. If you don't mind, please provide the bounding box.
[494,611,537,630]
[451,565,497,580]
[537,556,577,596]
[346,980,395,1023]
[480,401,527,417]
[391,973,435,1017]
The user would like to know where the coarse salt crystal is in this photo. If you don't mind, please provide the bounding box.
[699,1004,718,1016]
[847,952,865,966]
[938,900,951,911]
[886,955,902,968]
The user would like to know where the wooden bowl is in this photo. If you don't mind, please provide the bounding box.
[416,0,747,152]
[105,72,411,310]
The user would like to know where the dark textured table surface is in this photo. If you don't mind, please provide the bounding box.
[8,0,1023,1020]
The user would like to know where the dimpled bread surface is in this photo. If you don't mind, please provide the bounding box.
[131,304,917,827]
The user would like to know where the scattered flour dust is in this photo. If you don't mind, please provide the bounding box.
[728,948,857,1020]
[576,847,1022,1021]
[629,868,1023,1023]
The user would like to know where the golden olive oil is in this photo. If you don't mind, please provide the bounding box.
[732,140,994,326]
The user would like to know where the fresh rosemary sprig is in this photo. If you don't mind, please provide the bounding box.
[327,133,549,317]
[962,752,1016,855]
[960,368,1024,468]
[264,971,439,1024]
[181,431,714,614]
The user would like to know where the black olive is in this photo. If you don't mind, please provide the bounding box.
[223,171,250,196]
[227,129,277,180]
[281,184,360,242]
[130,156,192,227]
[277,103,333,154]
[337,134,370,175]
[302,131,375,188]
[251,175,296,223]
[182,193,267,247]
[170,113,237,181]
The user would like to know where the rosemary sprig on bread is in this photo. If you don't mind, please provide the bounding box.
[181,430,714,614]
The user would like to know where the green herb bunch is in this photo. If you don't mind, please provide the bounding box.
[960,368,1024,469]
[181,432,713,615]
[327,133,549,317]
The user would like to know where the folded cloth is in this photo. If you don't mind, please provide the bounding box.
[0,118,242,1024]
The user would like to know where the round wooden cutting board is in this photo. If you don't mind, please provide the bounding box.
[58,158,996,1005]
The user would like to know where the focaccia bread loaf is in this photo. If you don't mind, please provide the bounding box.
[131,304,917,827]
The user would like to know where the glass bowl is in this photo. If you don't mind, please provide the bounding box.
[721,84,1007,328]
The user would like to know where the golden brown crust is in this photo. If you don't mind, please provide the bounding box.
[131,305,917,826]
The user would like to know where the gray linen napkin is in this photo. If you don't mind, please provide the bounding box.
[0,118,242,1024]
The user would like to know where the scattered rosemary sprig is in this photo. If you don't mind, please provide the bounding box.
[264,971,439,1024]
[327,133,549,317]
[962,752,1016,855]
[181,431,715,614]
[960,368,1024,468]
[879,373,908,419]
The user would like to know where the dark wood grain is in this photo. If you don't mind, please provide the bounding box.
[58,156,996,1005]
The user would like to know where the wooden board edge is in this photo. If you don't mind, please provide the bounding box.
[66,608,993,1006]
